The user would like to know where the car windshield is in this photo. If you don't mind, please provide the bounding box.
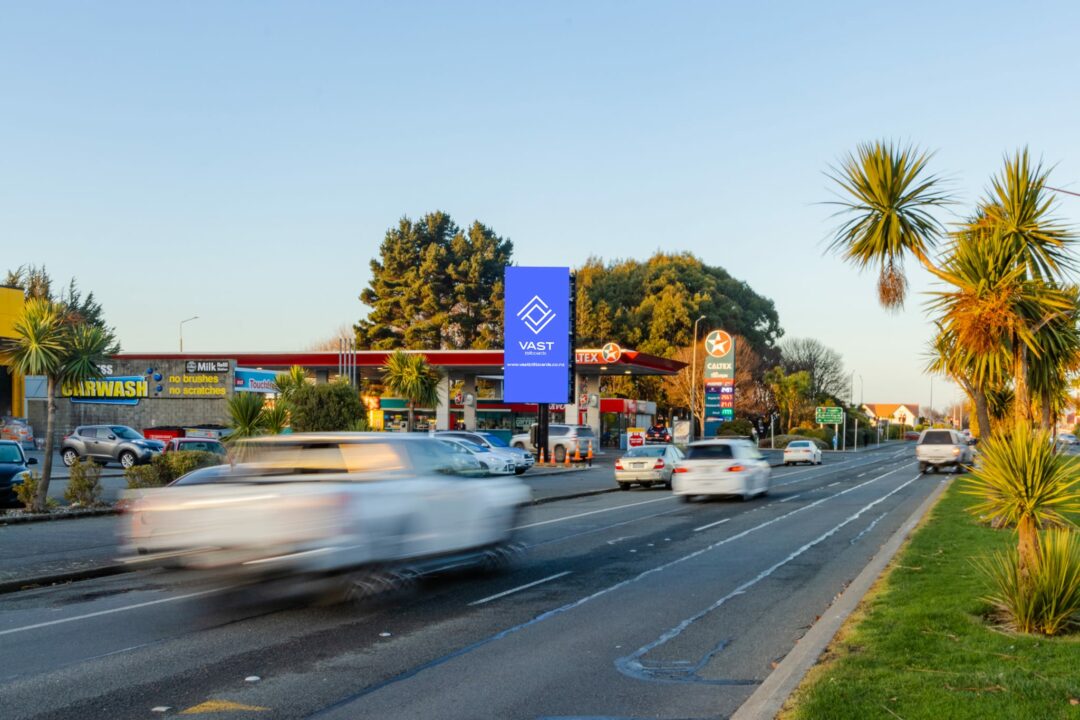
[455,440,488,454]
[921,431,954,445]
[575,426,596,438]
[686,444,735,460]
[477,433,509,448]
[110,426,143,440]
[788,441,811,448]
[0,444,24,463]
[626,447,665,458]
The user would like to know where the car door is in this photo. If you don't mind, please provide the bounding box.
[80,428,102,459]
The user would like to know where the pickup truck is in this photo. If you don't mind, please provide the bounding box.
[915,428,974,473]
[122,433,530,597]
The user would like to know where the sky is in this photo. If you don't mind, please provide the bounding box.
[4,1,1080,414]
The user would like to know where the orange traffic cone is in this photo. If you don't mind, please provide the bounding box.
[587,440,594,467]
[564,449,571,466]
[573,445,582,462]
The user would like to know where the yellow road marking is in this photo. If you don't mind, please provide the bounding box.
[180,700,270,714]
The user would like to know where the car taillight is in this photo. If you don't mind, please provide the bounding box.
[654,460,665,469]
[673,466,689,473]
[728,464,745,472]
[615,461,624,470]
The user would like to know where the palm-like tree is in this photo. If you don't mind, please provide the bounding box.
[963,422,1080,578]
[0,299,116,510]
[381,350,440,432]
[225,391,267,442]
[826,141,952,309]
[274,365,308,404]
[926,325,999,437]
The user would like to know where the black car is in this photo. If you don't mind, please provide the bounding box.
[0,440,37,508]
[645,424,672,444]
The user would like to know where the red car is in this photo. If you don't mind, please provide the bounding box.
[645,424,672,444]
[163,438,228,456]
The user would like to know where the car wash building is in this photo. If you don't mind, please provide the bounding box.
[29,346,684,445]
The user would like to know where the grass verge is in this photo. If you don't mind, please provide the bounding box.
[781,482,1080,720]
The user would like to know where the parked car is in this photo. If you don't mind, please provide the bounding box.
[615,444,683,490]
[61,425,165,468]
[510,424,601,462]
[0,440,37,508]
[1055,432,1077,446]
[645,424,672,444]
[163,437,228,457]
[783,439,822,466]
[122,434,531,593]
[672,439,771,502]
[915,429,974,474]
[437,437,517,475]
[1,417,35,450]
[435,431,534,474]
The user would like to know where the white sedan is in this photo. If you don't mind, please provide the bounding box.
[438,438,518,475]
[672,439,771,502]
[783,439,822,466]
[614,445,684,490]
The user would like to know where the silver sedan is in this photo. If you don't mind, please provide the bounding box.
[615,445,684,490]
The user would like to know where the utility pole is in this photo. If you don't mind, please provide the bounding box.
[690,315,706,443]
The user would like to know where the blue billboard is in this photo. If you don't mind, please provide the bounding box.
[503,266,571,403]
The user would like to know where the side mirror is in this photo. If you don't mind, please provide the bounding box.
[26,457,38,465]
[107,434,117,441]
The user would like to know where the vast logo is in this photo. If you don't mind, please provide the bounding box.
[705,330,733,358]
[517,295,557,335]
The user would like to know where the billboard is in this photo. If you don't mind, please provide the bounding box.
[503,266,571,403]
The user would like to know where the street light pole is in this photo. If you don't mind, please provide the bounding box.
[690,315,706,443]
[179,316,199,352]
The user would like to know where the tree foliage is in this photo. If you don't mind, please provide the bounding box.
[289,381,366,433]
[5,264,111,331]
[575,252,782,354]
[764,366,812,433]
[355,212,513,350]
[779,337,846,401]
[381,350,440,432]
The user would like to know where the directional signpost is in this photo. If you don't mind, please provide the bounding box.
[815,406,844,451]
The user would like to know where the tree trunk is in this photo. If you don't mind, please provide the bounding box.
[1013,341,1031,426]
[1040,394,1052,432]
[1017,514,1040,581]
[35,376,57,513]
[973,388,992,440]
[407,402,414,433]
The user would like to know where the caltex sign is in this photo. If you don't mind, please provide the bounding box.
[703,329,736,434]
[503,267,571,403]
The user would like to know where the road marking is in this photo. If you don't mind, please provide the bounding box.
[850,512,888,544]
[616,472,923,680]
[181,699,269,714]
[468,571,571,606]
[0,587,226,637]
[308,460,918,713]
[513,496,673,529]
[857,472,867,478]
[826,482,841,488]
[693,518,731,532]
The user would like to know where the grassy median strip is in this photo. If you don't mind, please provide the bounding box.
[781,483,1080,720]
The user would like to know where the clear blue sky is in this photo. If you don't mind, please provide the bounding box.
[4,1,1080,413]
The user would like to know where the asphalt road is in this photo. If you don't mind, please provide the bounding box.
[0,446,938,719]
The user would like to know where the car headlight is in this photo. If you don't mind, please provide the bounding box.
[13,471,29,484]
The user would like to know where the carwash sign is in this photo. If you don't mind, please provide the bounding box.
[504,266,571,403]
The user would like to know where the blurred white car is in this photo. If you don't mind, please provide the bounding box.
[436,431,534,474]
[615,445,683,490]
[783,439,821,466]
[672,439,771,502]
[437,437,517,475]
[1056,432,1077,446]
[122,434,531,588]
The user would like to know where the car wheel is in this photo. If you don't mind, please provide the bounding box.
[665,481,673,490]
[513,442,525,450]
[679,495,692,503]
[119,451,137,469]
[642,482,654,489]
[618,483,631,491]
[554,445,567,463]
[514,467,527,475]
[62,449,79,467]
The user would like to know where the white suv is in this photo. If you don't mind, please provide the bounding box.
[915,429,974,474]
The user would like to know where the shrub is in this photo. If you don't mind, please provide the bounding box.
[64,458,103,506]
[716,419,755,437]
[978,527,1080,635]
[791,427,834,445]
[289,381,365,432]
[14,470,41,509]
[124,450,224,488]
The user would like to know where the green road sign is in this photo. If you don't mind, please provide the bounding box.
[815,406,844,424]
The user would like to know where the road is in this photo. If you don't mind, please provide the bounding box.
[0,446,938,719]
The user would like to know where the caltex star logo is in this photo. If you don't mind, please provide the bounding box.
[601,342,622,363]
[517,295,556,335]
[705,330,733,357]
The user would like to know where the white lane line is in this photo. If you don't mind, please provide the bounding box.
[857,472,867,478]
[779,490,813,503]
[693,518,731,532]
[616,471,924,677]
[0,587,226,637]
[468,571,571,606]
[826,482,841,488]
[514,495,673,530]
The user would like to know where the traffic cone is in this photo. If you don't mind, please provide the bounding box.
[587,440,594,467]
[564,449,571,466]
[573,445,582,462]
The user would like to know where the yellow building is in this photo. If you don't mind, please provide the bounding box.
[0,286,26,417]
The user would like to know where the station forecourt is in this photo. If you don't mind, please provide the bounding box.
[21,344,686,448]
